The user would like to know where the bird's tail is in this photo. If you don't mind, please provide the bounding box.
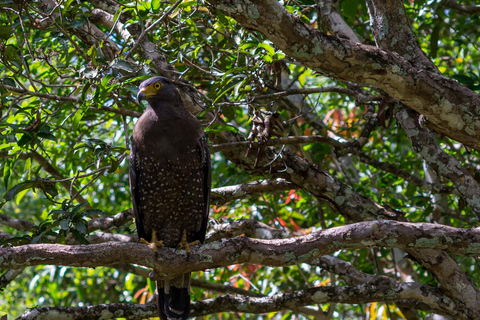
[156,273,191,320]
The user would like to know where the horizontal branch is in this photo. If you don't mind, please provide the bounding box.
[442,0,480,14]
[0,212,35,230]
[210,178,295,204]
[206,218,289,242]
[16,281,466,319]
[0,83,80,102]
[2,221,480,274]
[247,86,380,103]
[210,135,343,153]
[87,209,133,233]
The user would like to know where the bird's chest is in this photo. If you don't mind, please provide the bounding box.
[133,114,199,162]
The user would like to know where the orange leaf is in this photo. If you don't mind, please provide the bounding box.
[134,286,147,300]
[289,218,302,232]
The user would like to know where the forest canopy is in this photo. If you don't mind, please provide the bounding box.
[1,0,480,319]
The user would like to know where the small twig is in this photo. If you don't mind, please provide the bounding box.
[70,171,103,205]
[0,83,79,102]
[124,0,183,60]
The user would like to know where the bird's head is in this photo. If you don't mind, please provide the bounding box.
[137,76,179,104]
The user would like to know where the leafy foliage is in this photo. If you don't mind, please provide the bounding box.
[1,0,480,319]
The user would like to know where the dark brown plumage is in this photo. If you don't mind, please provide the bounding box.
[129,76,211,320]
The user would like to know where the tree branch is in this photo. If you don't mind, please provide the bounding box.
[0,213,35,230]
[211,135,343,153]
[206,0,480,150]
[363,3,480,314]
[441,0,480,15]
[206,218,289,242]
[16,281,467,320]
[2,221,480,273]
[87,209,133,233]
[397,108,480,218]
[210,178,295,204]
[0,83,79,103]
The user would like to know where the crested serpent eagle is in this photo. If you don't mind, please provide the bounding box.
[129,76,211,320]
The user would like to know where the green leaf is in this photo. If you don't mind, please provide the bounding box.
[108,156,119,173]
[71,229,90,244]
[4,181,36,202]
[0,24,13,40]
[123,75,153,84]
[110,58,135,72]
[72,103,90,130]
[59,219,70,230]
[101,74,114,88]
[63,0,75,11]
[179,1,197,8]
[257,42,275,56]
[74,221,87,234]
[3,158,12,189]
[452,74,474,86]
[152,0,161,11]
[204,123,239,134]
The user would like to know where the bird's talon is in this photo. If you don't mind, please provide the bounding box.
[176,231,200,255]
[139,231,165,255]
[138,238,150,245]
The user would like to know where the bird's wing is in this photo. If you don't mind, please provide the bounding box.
[194,134,211,244]
[129,140,147,240]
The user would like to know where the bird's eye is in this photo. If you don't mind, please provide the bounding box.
[154,83,161,90]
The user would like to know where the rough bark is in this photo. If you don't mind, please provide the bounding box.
[206,0,480,150]
[16,282,466,320]
[2,221,480,274]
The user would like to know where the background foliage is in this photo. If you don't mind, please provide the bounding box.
[1,0,479,319]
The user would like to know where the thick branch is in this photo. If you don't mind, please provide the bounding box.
[316,0,361,42]
[17,282,466,320]
[397,108,480,218]
[207,0,480,150]
[366,0,438,72]
[2,221,480,273]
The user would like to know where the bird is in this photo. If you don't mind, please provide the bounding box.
[129,76,211,320]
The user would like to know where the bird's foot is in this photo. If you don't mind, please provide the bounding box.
[176,230,199,256]
[139,231,165,253]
